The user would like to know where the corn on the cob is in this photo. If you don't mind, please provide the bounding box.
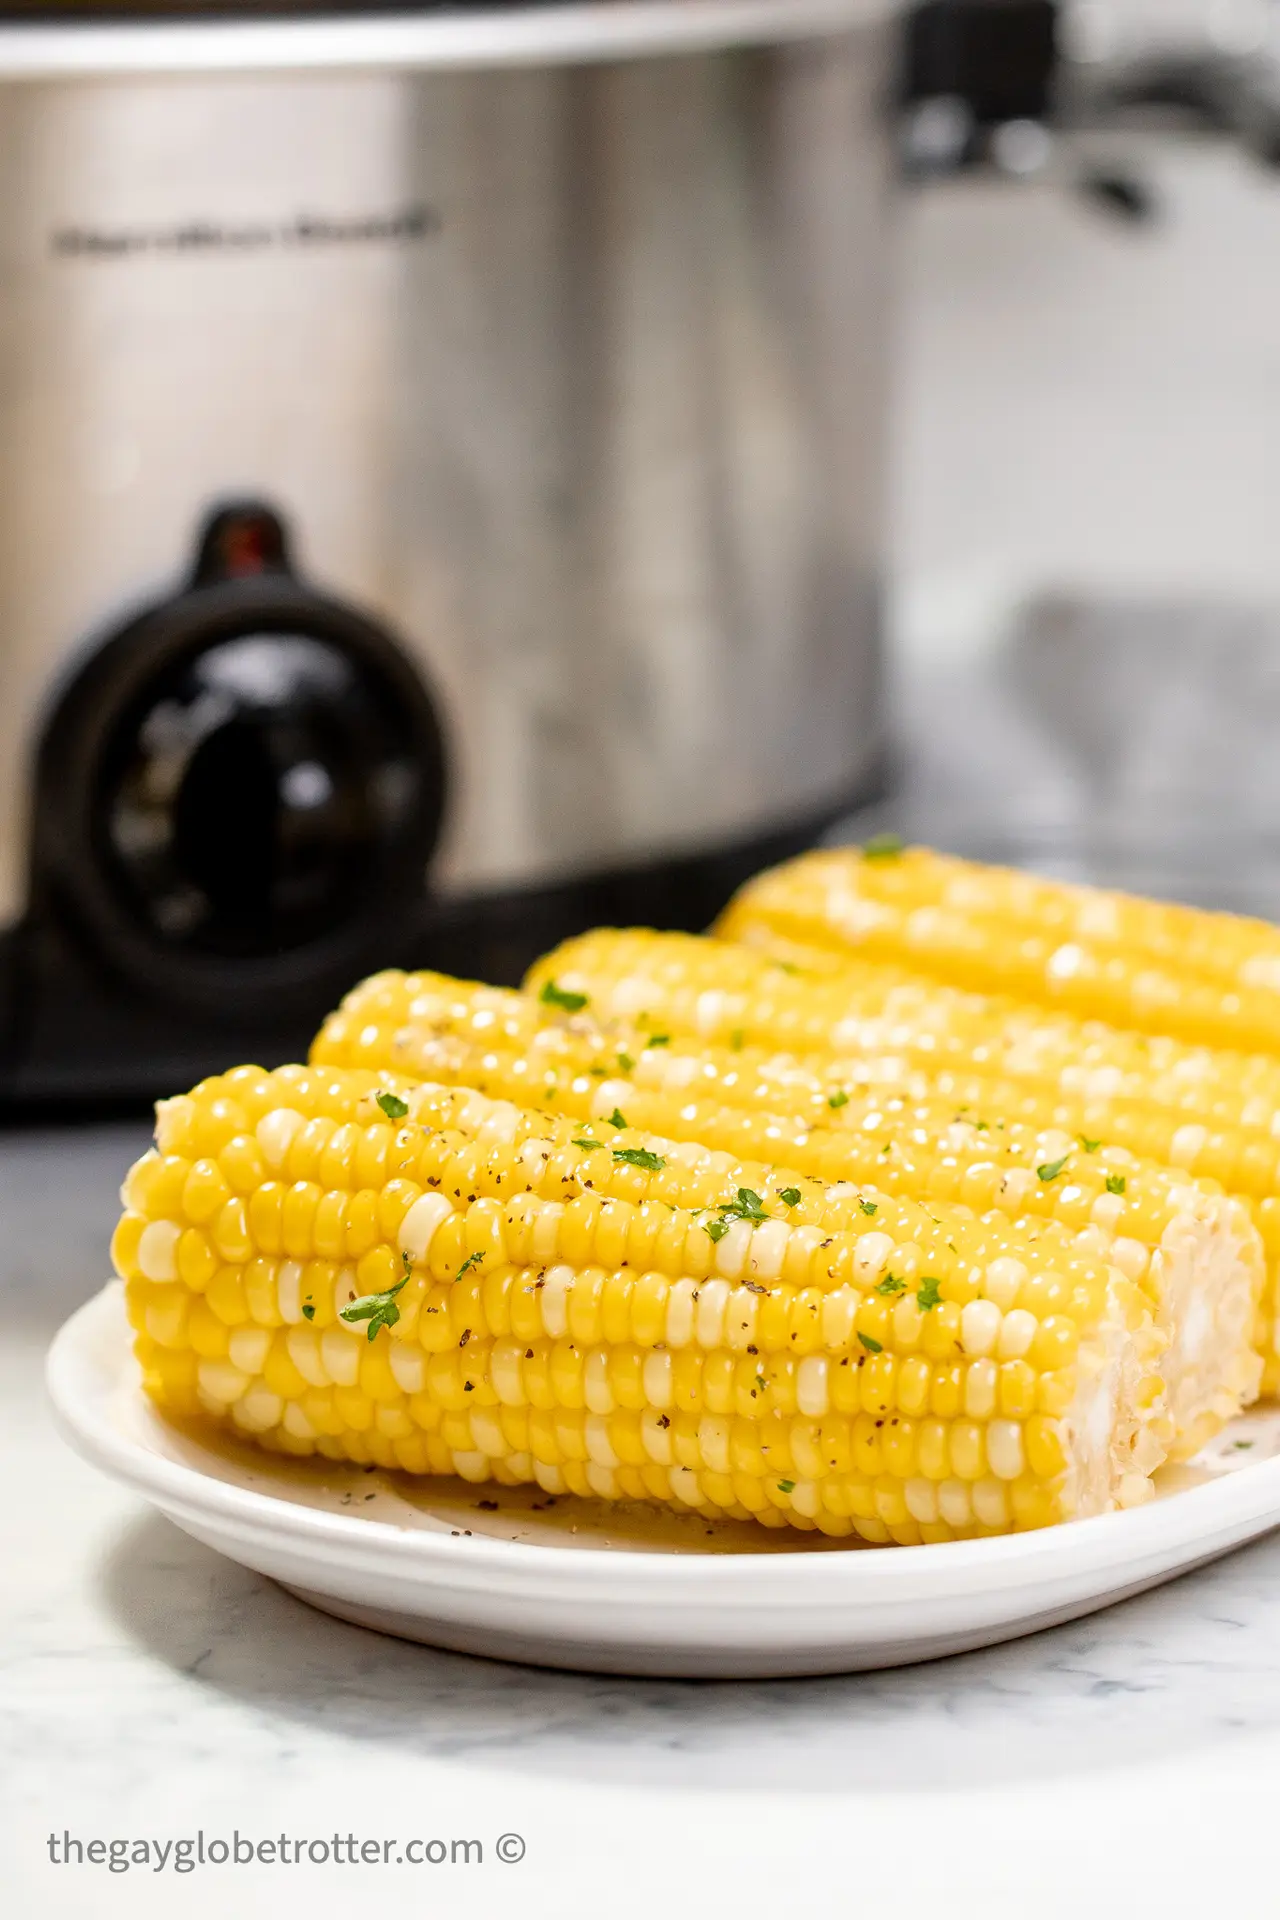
[314,970,1265,1453]
[531,927,1280,1130]
[112,1063,1172,1544]
[717,844,1280,1057]
[530,930,1280,1393]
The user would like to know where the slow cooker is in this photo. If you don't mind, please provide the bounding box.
[0,1,893,1100]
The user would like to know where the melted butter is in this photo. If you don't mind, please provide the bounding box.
[134,1404,857,1555]
[130,1392,1280,1555]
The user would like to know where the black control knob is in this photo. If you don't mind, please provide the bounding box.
[35,502,447,1018]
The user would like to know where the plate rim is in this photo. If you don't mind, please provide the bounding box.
[47,1283,1280,1598]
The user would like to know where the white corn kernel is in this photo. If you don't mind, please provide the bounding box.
[389,1345,425,1394]
[255,1108,306,1171]
[694,990,727,1037]
[144,1297,187,1347]
[986,1419,1025,1481]
[232,1387,284,1433]
[398,1193,454,1265]
[713,1219,752,1280]
[585,1464,620,1500]
[1170,1124,1208,1169]
[697,1415,732,1475]
[538,1265,572,1339]
[583,1349,614,1414]
[374,1404,414,1440]
[937,1478,972,1527]
[960,1298,1001,1357]
[138,1220,181,1283]
[669,1465,703,1504]
[696,1279,730,1347]
[665,1278,697,1348]
[963,1359,998,1419]
[228,1327,271,1375]
[467,1410,506,1456]
[276,1260,304,1324]
[1089,1192,1125,1232]
[451,1450,492,1482]
[476,1101,521,1145]
[972,1476,1011,1527]
[796,1355,830,1417]
[996,1308,1037,1360]
[853,1231,894,1282]
[282,1403,315,1440]
[643,1350,673,1409]
[904,1477,939,1524]
[531,1202,564,1263]
[286,1327,328,1387]
[584,1414,620,1468]
[999,1168,1036,1207]
[1110,1237,1150,1281]
[197,1360,250,1404]
[747,1219,789,1280]
[983,1256,1027,1310]
[321,1327,360,1385]
[789,1479,820,1518]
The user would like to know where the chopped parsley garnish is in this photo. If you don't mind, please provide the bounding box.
[539,979,589,1013]
[916,1276,943,1312]
[301,1301,315,1321]
[572,1135,602,1152]
[777,1479,796,1494]
[454,1251,484,1281]
[1037,1155,1070,1182]
[862,833,904,862]
[617,1052,635,1074]
[1106,1173,1127,1196]
[857,1332,883,1354]
[778,1187,802,1208]
[608,1108,628,1130]
[339,1272,410,1342]
[704,1189,769,1240]
[729,1028,746,1051]
[858,1198,877,1216]
[1233,1440,1254,1450]
[613,1146,666,1172]
[1079,1135,1102,1153]
[875,1275,905,1297]
[646,1034,671,1048]
[828,1090,849,1110]
[727,1188,768,1222]
[376,1090,409,1121]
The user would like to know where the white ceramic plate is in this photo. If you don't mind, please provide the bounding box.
[47,1283,1280,1678]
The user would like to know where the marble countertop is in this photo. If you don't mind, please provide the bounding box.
[5,1120,1280,1920]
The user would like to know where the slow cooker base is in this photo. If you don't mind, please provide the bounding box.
[0,769,883,1109]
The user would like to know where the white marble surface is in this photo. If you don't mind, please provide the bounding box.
[4,1121,1280,1920]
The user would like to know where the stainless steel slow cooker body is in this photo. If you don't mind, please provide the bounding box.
[0,2,894,1099]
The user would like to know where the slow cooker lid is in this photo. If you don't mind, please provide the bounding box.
[0,0,890,81]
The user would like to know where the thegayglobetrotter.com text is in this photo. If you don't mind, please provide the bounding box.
[47,1830,527,1872]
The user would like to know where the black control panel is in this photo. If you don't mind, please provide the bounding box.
[9,503,447,1091]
